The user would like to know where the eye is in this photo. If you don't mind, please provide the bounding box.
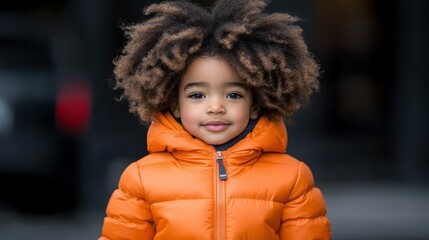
[227,92,243,99]
[188,93,205,99]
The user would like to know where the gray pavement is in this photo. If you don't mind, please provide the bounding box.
[323,182,429,240]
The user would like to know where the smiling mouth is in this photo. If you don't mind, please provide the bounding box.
[202,120,230,132]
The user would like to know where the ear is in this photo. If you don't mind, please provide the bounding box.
[250,106,259,120]
[172,108,181,118]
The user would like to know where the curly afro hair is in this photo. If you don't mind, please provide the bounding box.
[113,0,320,123]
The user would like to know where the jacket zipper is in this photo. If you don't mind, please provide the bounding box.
[215,151,227,240]
[216,151,228,180]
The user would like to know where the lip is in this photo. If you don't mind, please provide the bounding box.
[202,120,230,132]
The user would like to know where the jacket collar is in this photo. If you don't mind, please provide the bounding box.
[147,111,288,166]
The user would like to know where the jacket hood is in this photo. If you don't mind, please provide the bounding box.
[147,111,288,166]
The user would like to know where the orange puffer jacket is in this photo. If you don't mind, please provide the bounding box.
[100,112,331,240]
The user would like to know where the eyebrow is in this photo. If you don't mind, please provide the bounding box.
[183,81,248,90]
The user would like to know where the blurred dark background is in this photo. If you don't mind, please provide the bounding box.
[0,0,428,239]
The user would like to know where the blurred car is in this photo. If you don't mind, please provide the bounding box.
[0,8,91,214]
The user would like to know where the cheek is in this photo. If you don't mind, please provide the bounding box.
[179,104,199,126]
[240,101,254,118]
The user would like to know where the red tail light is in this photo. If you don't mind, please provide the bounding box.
[55,80,92,134]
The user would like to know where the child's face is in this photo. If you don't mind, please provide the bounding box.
[173,57,259,145]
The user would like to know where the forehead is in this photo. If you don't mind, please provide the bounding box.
[180,57,242,87]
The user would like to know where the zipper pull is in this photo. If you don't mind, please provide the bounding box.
[216,151,228,180]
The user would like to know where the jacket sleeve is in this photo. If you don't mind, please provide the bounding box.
[99,162,155,240]
[279,161,331,240]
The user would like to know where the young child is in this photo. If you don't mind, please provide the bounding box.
[100,0,331,239]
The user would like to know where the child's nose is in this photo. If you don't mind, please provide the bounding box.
[206,97,226,114]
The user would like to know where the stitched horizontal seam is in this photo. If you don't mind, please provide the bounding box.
[152,198,212,204]
[120,190,146,202]
[108,215,154,225]
[228,197,284,204]
[152,197,284,205]
[287,186,317,202]
[283,215,327,223]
